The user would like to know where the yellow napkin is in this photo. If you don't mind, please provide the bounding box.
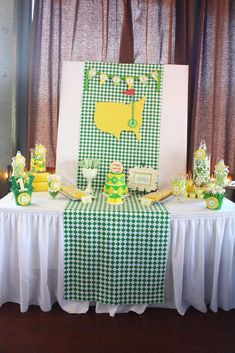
[142,189,172,202]
[61,184,87,200]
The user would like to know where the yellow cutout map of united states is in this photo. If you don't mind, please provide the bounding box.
[94,97,146,140]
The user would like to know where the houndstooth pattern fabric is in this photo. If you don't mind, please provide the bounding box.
[77,62,164,189]
[64,191,170,304]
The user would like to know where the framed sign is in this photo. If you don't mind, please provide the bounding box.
[128,167,158,192]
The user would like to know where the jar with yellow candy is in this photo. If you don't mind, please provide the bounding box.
[48,174,61,199]
[171,174,186,201]
[186,179,195,193]
[186,173,195,198]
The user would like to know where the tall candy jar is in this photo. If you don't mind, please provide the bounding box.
[214,160,229,187]
[193,140,211,187]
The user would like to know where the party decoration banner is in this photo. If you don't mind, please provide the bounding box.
[77,62,164,188]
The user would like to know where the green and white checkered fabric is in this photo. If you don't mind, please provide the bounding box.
[77,62,164,189]
[64,191,169,304]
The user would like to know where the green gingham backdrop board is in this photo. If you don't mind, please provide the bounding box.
[77,62,164,188]
[64,191,170,304]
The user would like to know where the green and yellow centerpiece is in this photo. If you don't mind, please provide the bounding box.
[30,144,50,191]
[193,140,211,187]
[48,174,61,199]
[204,184,225,210]
[104,161,128,205]
[10,151,34,206]
[171,174,186,201]
[214,159,229,188]
[10,174,34,206]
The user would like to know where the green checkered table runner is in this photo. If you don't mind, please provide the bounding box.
[64,191,170,305]
[77,62,164,189]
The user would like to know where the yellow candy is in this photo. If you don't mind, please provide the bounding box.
[33,181,48,192]
[30,172,50,183]
[189,192,196,199]
[186,180,195,193]
[106,197,123,205]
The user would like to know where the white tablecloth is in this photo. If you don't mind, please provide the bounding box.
[0,192,235,316]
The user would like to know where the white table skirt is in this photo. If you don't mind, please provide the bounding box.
[0,192,235,316]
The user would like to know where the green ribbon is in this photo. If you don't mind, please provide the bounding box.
[85,68,89,91]
[128,97,138,128]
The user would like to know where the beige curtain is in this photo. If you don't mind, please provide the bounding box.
[190,0,235,174]
[28,0,175,168]
[29,0,125,167]
[28,0,235,175]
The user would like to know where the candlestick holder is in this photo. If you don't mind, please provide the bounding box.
[82,168,98,194]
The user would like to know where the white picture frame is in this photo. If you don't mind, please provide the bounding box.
[128,167,158,192]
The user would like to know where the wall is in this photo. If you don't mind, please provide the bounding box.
[0,0,16,171]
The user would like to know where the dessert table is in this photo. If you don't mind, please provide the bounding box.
[0,192,235,316]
